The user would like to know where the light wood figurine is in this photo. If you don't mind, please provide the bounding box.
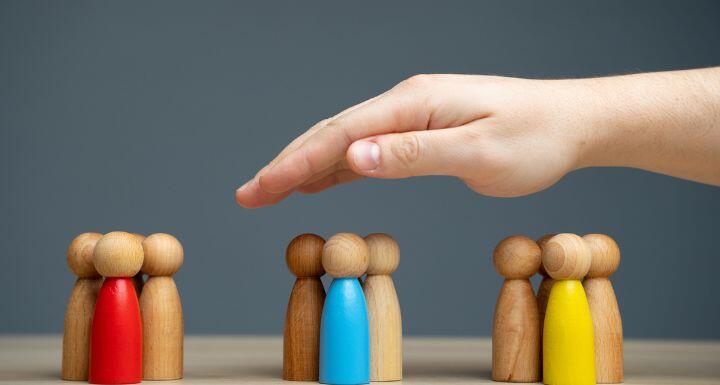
[283,233,326,381]
[583,234,623,384]
[535,233,556,378]
[62,232,103,381]
[130,233,146,295]
[541,233,595,385]
[362,233,402,382]
[492,235,541,382]
[139,233,184,380]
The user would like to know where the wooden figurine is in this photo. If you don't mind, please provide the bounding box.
[535,234,556,324]
[320,233,370,385]
[139,233,185,380]
[541,233,595,385]
[535,233,556,378]
[62,232,103,381]
[89,231,144,384]
[491,235,541,382]
[130,233,146,295]
[583,234,623,384]
[362,233,402,382]
[283,234,327,381]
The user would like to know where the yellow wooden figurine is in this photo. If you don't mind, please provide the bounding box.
[541,233,596,385]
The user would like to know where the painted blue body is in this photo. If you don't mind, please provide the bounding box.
[319,277,370,385]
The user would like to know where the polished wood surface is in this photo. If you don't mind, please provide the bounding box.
[1,336,719,384]
[363,233,403,381]
[492,235,541,382]
[584,233,624,384]
[283,234,326,381]
[62,232,103,380]
[140,233,185,380]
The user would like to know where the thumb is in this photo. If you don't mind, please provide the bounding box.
[346,128,474,179]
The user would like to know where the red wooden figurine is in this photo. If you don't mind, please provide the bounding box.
[89,232,144,384]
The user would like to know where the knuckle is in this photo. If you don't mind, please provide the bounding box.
[398,74,436,90]
[321,116,353,145]
[391,134,421,167]
[323,117,341,130]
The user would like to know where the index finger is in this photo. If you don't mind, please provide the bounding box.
[257,88,430,194]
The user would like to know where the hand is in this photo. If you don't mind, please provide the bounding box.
[235,69,720,208]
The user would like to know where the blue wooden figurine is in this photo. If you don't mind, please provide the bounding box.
[319,233,370,385]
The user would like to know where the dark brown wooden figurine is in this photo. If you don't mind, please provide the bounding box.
[283,234,327,381]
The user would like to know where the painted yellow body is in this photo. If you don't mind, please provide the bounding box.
[543,280,596,385]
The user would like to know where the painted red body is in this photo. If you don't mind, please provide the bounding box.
[89,277,142,384]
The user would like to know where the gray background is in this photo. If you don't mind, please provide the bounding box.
[1,0,719,339]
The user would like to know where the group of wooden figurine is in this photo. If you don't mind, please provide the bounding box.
[62,231,184,384]
[492,233,623,385]
[283,233,402,385]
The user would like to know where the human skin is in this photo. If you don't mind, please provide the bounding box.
[235,68,720,208]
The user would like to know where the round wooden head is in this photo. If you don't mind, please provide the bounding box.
[583,233,620,278]
[365,233,400,275]
[131,233,146,243]
[93,231,144,277]
[322,233,369,278]
[67,232,103,278]
[141,233,184,276]
[541,233,591,280]
[493,235,541,279]
[286,233,326,278]
[535,233,557,277]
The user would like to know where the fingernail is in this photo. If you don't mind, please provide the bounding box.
[352,141,380,171]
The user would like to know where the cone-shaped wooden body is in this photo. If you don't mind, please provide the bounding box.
[363,274,402,381]
[283,233,326,381]
[62,278,102,380]
[584,278,623,383]
[583,233,623,383]
[140,276,184,380]
[493,279,540,382]
[284,278,326,380]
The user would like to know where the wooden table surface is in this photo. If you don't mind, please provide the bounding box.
[1,336,719,384]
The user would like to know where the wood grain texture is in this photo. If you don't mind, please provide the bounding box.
[283,234,326,381]
[535,234,557,318]
[322,233,369,278]
[541,234,595,385]
[8,336,720,385]
[363,233,402,382]
[541,233,591,280]
[62,232,103,381]
[139,277,184,380]
[130,235,146,295]
[584,234,624,384]
[284,278,325,381]
[61,278,102,380]
[492,236,541,382]
[93,232,144,278]
[139,233,184,380]
[535,234,556,380]
[66,233,103,278]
